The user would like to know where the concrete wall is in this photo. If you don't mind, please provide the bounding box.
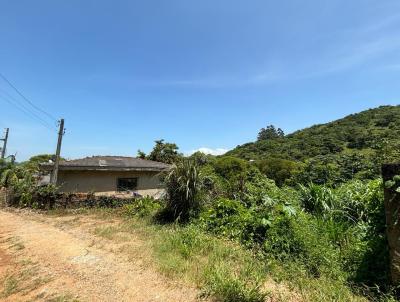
[57,170,163,194]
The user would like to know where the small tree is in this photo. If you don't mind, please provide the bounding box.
[148,139,181,164]
[213,156,250,199]
[137,150,146,159]
[257,157,300,187]
[20,154,55,172]
[162,158,206,222]
[257,125,284,141]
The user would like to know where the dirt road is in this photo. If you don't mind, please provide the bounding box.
[0,209,200,302]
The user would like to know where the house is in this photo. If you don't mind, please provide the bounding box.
[40,156,170,197]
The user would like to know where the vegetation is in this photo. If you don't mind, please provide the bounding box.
[160,158,208,222]
[257,125,284,141]
[19,154,57,172]
[228,105,400,186]
[138,139,182,164]
[2,105,400,301]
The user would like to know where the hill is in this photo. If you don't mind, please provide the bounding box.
[226,105,400,185]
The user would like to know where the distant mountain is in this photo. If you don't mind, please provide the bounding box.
[226,105,400,185]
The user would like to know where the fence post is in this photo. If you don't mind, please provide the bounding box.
[0,188,5,207]
[382,164,400,285]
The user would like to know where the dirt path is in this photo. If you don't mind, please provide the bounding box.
[0,209,200,302]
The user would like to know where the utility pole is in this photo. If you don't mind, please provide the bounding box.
[51,119,65,185]
[0,128,9,159]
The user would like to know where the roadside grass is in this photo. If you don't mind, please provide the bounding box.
[5,236,25,251]
[49,208,370,302]
[93,225,120,240]
[269,260,367,302]
[151,224,269,302]
[11,241,25,251]
[0,275,19,298]
[0,260,51,299]
[45,293,80,302]
[90,210,371,302]
[93,215,271,302]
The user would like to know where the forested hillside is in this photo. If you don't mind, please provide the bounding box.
[227,105,400,186]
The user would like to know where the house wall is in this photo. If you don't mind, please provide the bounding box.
[57,170,163,194]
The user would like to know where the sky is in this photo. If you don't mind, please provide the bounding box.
[1,0,400,161]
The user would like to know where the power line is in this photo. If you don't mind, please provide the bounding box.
[0,73,58,122]
[0,90,56,131]
[0,88,57,130]
[0,92,56,132]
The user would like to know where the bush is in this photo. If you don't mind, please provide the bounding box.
[257,157,301,187]
[213,157,250,198]
[200,198,252,240]
[122,197,161,217]
[298,183,338,218]
[161,158,207,222]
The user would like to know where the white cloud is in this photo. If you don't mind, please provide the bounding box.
[187,147,229,156]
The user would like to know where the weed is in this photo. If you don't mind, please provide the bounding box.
[93,226,121,240]
[0,275,19,298]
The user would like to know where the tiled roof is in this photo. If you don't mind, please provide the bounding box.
[40,156,169,171]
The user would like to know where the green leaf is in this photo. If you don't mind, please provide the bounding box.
[385,180,396,188]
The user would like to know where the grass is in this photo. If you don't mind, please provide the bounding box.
[49,208,375,302]
[151,224,269,301]
[11,241,25,251]
[90,209,373,302]
[269,260,367,302]
[45,293,80,302]
[93,225,121,240]
[93,215,271,302]
[0,258,52,299]
[0,275,19,298]
[6,236,25,251]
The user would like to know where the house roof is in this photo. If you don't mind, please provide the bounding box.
[40,156,170,172]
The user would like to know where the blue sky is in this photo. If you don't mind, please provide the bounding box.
[1,0,400,161]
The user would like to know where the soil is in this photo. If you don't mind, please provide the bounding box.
[0,209,201,302]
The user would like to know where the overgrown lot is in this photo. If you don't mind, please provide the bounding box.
[1,154,399,301]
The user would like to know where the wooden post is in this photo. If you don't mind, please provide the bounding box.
[382,163,400,285]
[51,119,64,185]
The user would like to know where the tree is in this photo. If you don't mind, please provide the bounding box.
[189,151,214,166]
[21,154,56,172]
[257,158,300,187]
[293,155,341,186]
[213,156,250,198]
[0,158,14,176]
[257,125,284,141]
[137,150,146,159]
[214,156,249,180]
[147,139,181,164]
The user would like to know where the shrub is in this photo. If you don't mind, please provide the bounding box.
[257,157,301,187]
[161,158,207,222]
[200,198,252,240]
[298,183,338,218]
[122,197,161,217]
[335,179,384,226]
[213,157,250,198]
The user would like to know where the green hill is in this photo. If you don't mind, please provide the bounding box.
[226,105,400,185]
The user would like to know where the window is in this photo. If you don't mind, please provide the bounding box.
[117,178,138,191]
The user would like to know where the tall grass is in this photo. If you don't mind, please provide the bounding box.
[152,224,268,302]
